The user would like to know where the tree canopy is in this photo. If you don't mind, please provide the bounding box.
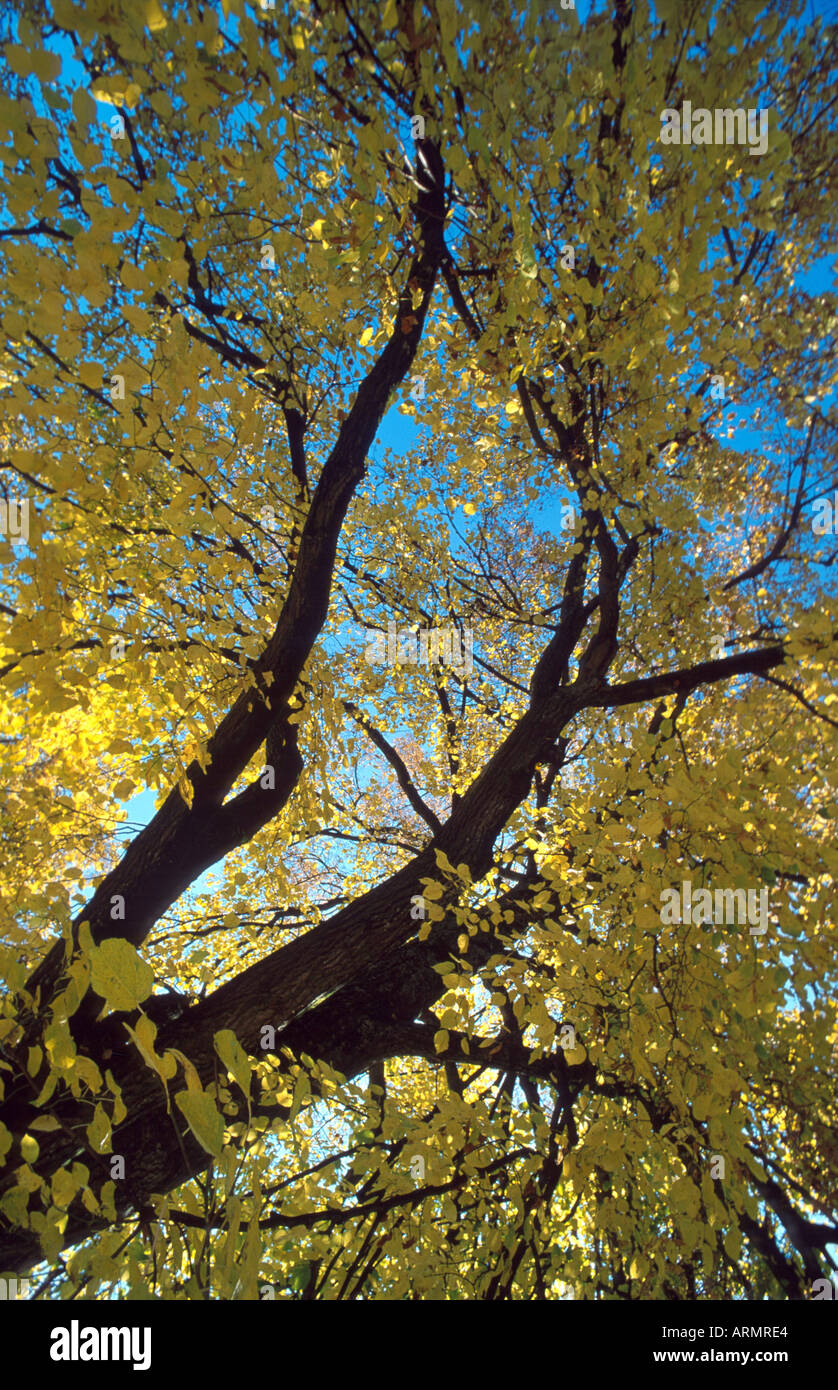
[0,0,836,1302]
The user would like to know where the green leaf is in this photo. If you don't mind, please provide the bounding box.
[288,1261,312,1293]
[213,1028,252,1097]
[175,1090,225,1157]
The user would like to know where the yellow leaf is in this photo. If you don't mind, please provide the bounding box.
[87,939,154,1013]
[359,327,374,347]
[214,1029,252,1097]
[28,1115,61,1132]
[671,1175,701,1220]
[74,1055,103,1093]
[31,49,62,82]
[105,1071,127,1125]
[723,1229,742,1261]
[175,1090,224,1157]
[145,0,167,31]
[21,1134,39,1162]
[168,1048,202,1093]
[86,1103,111,1154]
[125,1012,160,1071]
[52,1167,79,1209]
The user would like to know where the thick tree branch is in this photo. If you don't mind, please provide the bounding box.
[588,644,786,709]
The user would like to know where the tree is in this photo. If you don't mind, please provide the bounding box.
[0,0,836,1301]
